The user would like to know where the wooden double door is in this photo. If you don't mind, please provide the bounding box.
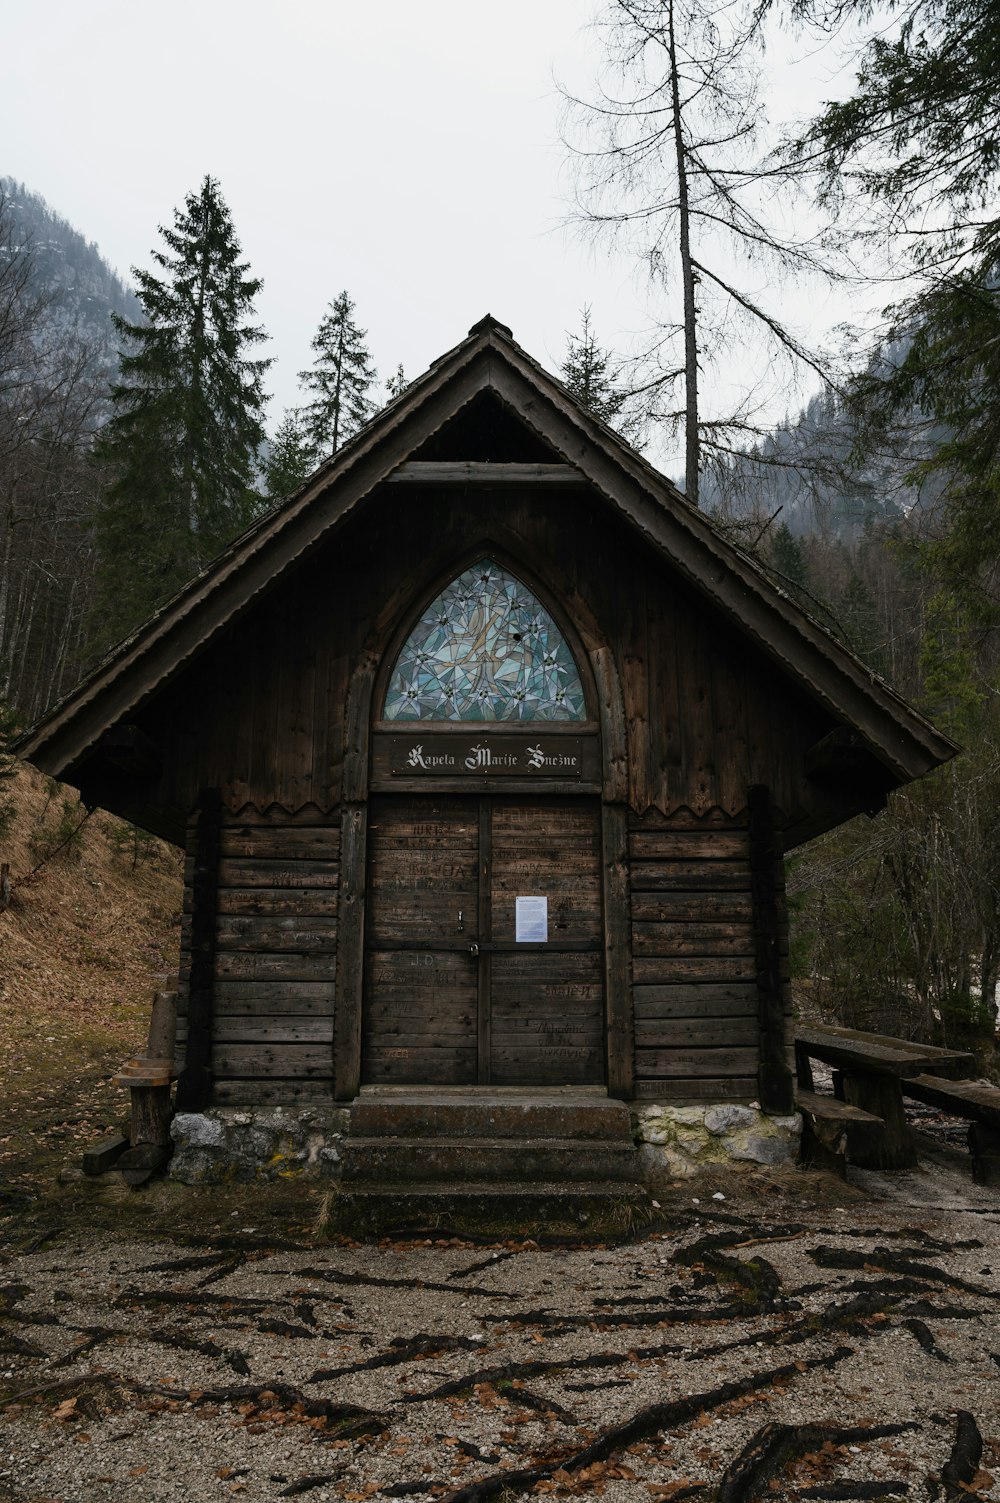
[363,794,605,1086]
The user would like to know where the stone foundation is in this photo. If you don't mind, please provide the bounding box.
[168,1100,802,1187]
[169,1107,350,1185]
[632,1103,802,1179]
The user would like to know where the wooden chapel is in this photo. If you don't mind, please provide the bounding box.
[18,316,955,1135]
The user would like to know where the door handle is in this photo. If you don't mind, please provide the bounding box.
[469,942,479,957]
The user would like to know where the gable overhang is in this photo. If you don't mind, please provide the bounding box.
[16,318,957,806]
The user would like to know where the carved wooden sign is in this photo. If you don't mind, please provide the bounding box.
[383,734,584,777]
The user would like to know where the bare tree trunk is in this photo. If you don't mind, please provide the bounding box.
[666,0,700,507]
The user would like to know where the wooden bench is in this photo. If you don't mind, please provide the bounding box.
[900,1074,1000,1184]
[797,1089,886,1178]
[794,1025,975,1170]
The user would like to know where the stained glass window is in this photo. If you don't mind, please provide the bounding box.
[383,560,587,721]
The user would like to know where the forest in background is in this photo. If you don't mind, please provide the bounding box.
[3,0,1000,1068]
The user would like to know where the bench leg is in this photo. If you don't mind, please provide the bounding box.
[841,1074,916,1170]
[969,1123,1000,1185]
[794,1042,814,1091]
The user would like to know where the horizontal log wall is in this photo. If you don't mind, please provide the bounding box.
[629,820,789,1102]
[176,807,340,1105]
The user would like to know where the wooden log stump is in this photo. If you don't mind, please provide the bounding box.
[129,1084,173,1149]
[82,1134,129,1177]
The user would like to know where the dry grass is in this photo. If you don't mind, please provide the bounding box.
[0,760,183,1199]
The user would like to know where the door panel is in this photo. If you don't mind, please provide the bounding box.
[490,950,604,1084]
[363,798,478,1084]
[362,795,605,1087]
[488,800,604,1084]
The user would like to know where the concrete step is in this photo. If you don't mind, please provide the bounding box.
[349,1094,633,1142]
[341,1134,640,1185]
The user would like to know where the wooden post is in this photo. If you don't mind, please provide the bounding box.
[175,789,221,1112]
[603,801,634,1100]
[749,784,794,1114]
[334,802,367,1099]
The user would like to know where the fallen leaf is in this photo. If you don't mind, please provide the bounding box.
[53,1398,78,1422]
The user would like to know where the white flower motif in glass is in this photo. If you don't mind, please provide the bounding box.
[383,560,586,721]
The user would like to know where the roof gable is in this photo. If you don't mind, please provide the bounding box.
[16,315,956,788]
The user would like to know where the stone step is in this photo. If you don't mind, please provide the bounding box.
[341,1134,640,1185]
[349,1094,633,1142]
[334,1179,650,1236]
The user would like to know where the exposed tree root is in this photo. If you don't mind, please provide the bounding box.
[449,1252,519,1281]
[308,1333,480,1384]
[564,1378,632,1392]
[382,1482,446,1497]
[414,1347,855,1502]
[143,1324,251,1376]
[278,1266,515,1300]
[940,1410,983,1500]
[674,1232,783,1303]
[902,1318,949,1363]
[795,1484,910,1499]
[117,1286,271,1314]
[808,1248,999,1298]
[197,1257,246,1287]
[0,1326,46,1358]
[17,1227,65,1256]
[49,1327,118,1368]
[402,1339,688,1403]
[807,1229,980,1252]
[900,1300,984,1321]
[278,1471,348,1495]
[455,1441,501,1463]
[497,1382,576,1425]
[480,1298,800,1331]
[257,1318,318,1340]
[138,1251,240,1274]
[715,1421,920,1502]
[1,1368,386,1439]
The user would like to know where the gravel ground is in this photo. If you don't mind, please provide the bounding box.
[2,1143,999,1503]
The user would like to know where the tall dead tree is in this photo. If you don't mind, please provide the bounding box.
[563,0,840,505]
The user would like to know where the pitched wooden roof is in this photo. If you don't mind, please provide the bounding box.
[17,314,956,787]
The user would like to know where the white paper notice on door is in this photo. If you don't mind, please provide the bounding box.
[515,895,548,943]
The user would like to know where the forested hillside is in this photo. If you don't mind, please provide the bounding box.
[0,181,138,724]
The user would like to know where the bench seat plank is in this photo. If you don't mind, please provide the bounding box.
[900,1073,1000,1128]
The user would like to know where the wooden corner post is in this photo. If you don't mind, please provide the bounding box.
[749,783,795,1114]
[175,788,222,1113]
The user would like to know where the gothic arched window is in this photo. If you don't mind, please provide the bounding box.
[383,559,586,721]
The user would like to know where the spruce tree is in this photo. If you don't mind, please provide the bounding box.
[299,292,376,455]
[385,363,408,401]
[561,307,629,429]
[263,411,316,501]
[93,176,271,643]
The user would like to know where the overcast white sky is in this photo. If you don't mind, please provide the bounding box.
[5,0,861,459]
